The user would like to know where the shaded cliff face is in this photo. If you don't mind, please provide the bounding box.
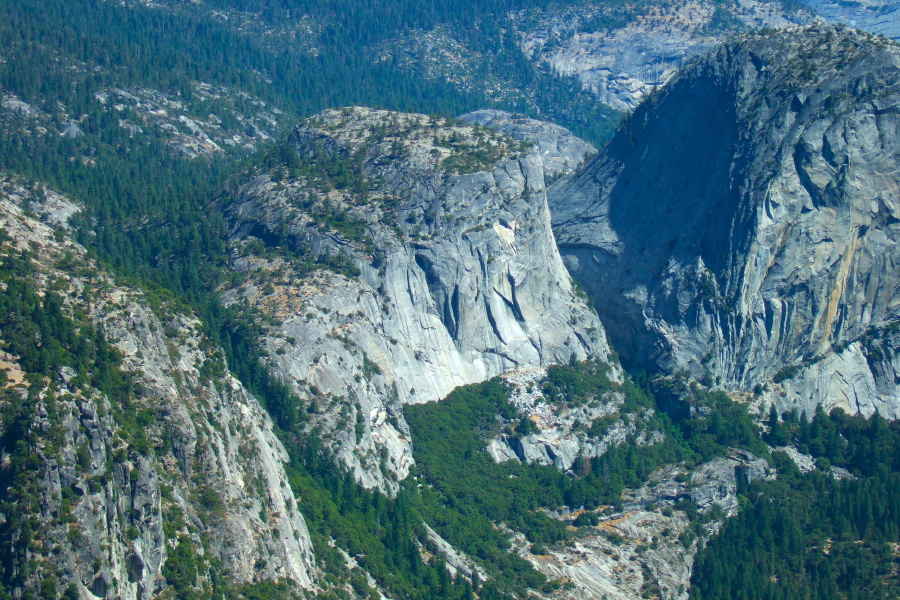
[0,179,316,599]
[221,108,614,491]
[551,26,900,417]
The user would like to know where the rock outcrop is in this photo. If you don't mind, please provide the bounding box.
[504,453,773,600]
[220,108,613,490]
[512,507,695,600]
[0,179,316,599]
[486,367,656,472]
[459,110,597,180]
[551,26,900,418]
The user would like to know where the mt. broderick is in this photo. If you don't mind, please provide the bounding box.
[220,108,613,490]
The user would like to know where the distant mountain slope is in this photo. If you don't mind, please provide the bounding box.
[551,25,900,418]
[512,0,812,111]
[806,0,900,39]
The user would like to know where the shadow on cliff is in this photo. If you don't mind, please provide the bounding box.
[556,59,758,373]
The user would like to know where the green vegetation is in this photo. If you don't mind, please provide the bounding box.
[406,379,561,595]
[267,140,371,196]
[652,373,769,461]
[163,539,201,599]
[773,363,804,383]
[403,362,772,596]
[0,251,136,599]
[259,141,375,250]
[702,5,746,34]
[541,358,614,405]
[0,250,130,396]
[440,135,532,174]
[0,0,476,127]
[691,408,900,599]
[678,386,769,462]
[281,432,487,600]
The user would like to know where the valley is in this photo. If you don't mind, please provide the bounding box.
[1,2,900,600]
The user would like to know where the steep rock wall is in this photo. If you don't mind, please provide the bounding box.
[221,108,614,490]
[0,180,316,599]
[551,26,900,417]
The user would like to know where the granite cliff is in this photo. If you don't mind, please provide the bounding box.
[219,108,614,491]
[551,26,900,418]
[0,179,316,599]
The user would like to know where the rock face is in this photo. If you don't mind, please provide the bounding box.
[513,508,695,600]
[515,0,810,111]
[0,179,316,599]
[92,84,292,157]
[221,108,613,490]
[551,26,900,418]
[459,110,597,180]
[505,454,773,600]
[486,367,658,472]
[806,0,900,40]
[478,363,775,600]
